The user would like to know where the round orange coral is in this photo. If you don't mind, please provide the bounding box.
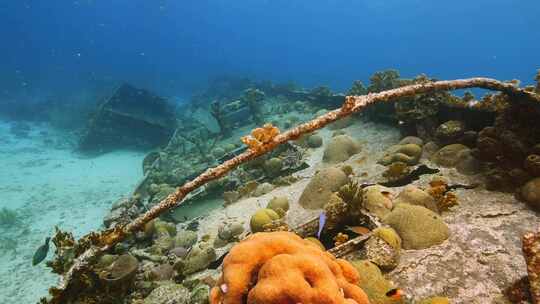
[210,231,369,304]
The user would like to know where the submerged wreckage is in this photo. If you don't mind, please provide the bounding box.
[41,71,540,304]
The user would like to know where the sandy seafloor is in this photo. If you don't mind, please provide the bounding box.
[0,120,146,303]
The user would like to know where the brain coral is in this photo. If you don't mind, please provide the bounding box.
[299,167,349,209]
[210,231,369,304]
[323,135,361,164]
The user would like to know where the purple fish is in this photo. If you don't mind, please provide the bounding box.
[317,211,326,239]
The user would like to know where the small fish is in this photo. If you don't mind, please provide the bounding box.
[317,212,326,239]
[32,237,50,266]
[386,288,405,300]
[346,226,371,235]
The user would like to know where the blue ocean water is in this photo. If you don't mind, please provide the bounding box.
[2,0,539,101]
[1,1,540,303]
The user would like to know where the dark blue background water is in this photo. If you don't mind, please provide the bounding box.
[2,0,539,100]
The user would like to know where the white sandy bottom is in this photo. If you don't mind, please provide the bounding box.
[0,121,145,303]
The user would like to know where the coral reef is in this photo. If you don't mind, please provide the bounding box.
[209,231,369,304]
[299,167,349,209]
[383,204,449,250]
[323,134,361,164]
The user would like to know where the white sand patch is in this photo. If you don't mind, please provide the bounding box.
[0,120,145,303]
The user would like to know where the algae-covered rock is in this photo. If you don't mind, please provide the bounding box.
[362,185,393,218]
[455,148,480,175]
[175,230,198,248]
[383,204,449,249]
[521,177,540,210]
[298,167,349,209]
[307,134,323,148]
[190,283,210,304]
[250,208,280,232]
[267,196,290,213]
[143,283,190,304]
[351,260,400,304]
[431,144,469,167]
[323,134,361,163]
[394,185,438,213]
[217,222,244,241]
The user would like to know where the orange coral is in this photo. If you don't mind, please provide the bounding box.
[210,231,369,304]
[242,123,280,151]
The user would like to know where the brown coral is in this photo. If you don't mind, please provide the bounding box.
[210,231,369,304]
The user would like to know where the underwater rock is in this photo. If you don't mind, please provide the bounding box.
[298,167,349,209]
[223,191,240,205]
[267,196,290,213]
[524,154,540,177]
[181,242,217,275]
[350,260,397,304]
[211,147,226,159]
[399,136,424,146]
[190,283,211,304]
[263,157,283,177]
[250,208,280,232]
[323,134,361,164]
[430,144,469,167]
[383,204,449,250]
[175,230,198,248]
[145,263,174,281]
[379,144,422,166]
[422,141,440,159]
[78,83,176,153]
[418,297,450,304]
[142,283,190,304]
[364,235,400,270]
[454,148,481,175]
[520,177,540,210]
[435,120,465,144]
[217,222,244,241]
[394,185,438,213]
[361,185,393,218]
[252,182,275,197]
[170,247,189,258]
[98,254,139,292]
[307,134,323,148]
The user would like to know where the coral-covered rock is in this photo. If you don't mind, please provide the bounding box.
[210,231,369,304]
[379,144,422,166]
[399,136,424,147]
[372,227,402,251]
[299,167,349,209]
[175,230,198,248]
[351,260,397,304]
[364,235,400,271]
[430,144,469,167]
[264,157,283,177]
[383,204,449,249]
[394,185,438,213]
[253,182,275,197]
[181,242,216,275]
[323,135,361,164]
[521,177,540,210]
[435,120,465,144]
[362,185,393,218]
[267,196,290,213]
[250,208,280,232]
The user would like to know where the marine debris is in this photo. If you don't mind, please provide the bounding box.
[78,84,176,153]
[40,76,540,304]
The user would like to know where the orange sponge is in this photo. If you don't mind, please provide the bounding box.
[210,231,370,304]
